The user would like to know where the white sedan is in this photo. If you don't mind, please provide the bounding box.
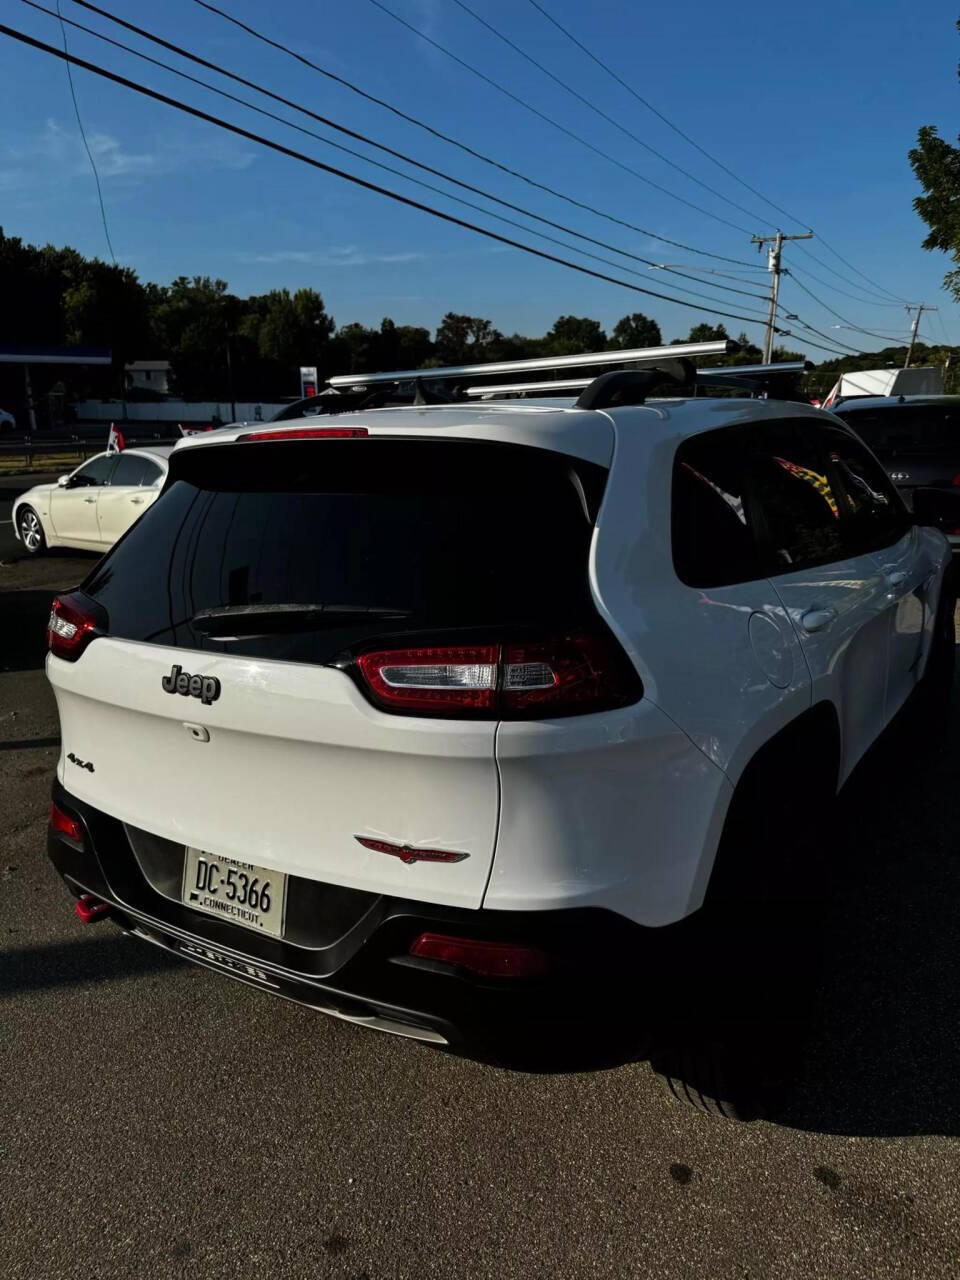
[13,447,171,555]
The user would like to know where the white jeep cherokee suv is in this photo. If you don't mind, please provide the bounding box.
[44,356,956,1116]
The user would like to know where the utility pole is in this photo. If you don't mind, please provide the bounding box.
[751,231,814,363]
[904,303,936,368]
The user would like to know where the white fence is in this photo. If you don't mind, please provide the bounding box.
[75,400,288,424]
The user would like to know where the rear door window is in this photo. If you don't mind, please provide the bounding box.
[71,455,117,487]
[109,454,155,487]
[81,439,607,666]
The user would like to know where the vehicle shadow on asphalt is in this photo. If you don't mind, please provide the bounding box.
[0,583,91,673]
[0,932,183,1000]
[0,588,62,672]
[767,685,960,1138]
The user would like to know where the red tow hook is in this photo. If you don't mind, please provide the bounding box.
[75,893,111,924]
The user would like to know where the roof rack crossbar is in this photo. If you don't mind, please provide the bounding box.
[327,340,737,389]
[464,360,814,400]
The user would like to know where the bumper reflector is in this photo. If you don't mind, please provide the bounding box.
[410,932,549,979]
[50,801,82,844]
[75,894,111,924]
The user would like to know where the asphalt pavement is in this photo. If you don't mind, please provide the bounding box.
[2,471,959,1279]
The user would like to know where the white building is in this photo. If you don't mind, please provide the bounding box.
[125,360,172,395]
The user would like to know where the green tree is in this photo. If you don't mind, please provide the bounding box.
[331,322,381,374]
[255,288,335,369]
[376,317,434,370]
[61,258,151,371]
[910,123,960,301]
[149,276,246,398]
[544,315,606,356]
[677,322,730,344]
[434,313,501,364]
[611,312,662,350]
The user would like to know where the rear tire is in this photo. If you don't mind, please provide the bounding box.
[651,1040,765,1122]
[18,506,46,555]
[650,721,836,1119]
[916,575,956,710]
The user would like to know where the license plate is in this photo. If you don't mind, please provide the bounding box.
[182,849,287,938]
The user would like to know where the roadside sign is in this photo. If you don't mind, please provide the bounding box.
[299,366,318,398]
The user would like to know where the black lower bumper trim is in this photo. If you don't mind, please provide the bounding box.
[47,779,678,1056]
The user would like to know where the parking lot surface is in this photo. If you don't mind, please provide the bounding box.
[2,473,959,1279]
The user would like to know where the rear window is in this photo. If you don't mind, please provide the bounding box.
[838,404,960,455]
[81,438,606,665]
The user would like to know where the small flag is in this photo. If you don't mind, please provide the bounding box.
[106,422,125,453]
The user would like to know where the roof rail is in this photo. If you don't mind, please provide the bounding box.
[326,339,738,390]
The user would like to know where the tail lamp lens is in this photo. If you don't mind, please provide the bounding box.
[47,593,99,662]
[50,801,82,844]
[357,645,499,712]
[410,932,549,979]
[356,633,641,718]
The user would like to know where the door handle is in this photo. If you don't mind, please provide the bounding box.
[800,607,838,634]
[130,496,145,505]
[82,496,97,503]
[884,570,907,589]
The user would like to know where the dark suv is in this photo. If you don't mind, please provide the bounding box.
[831,395,960,545]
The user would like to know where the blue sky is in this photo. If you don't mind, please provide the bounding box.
[2,0,958,355]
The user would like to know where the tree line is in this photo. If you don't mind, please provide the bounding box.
[3,229,956,418]
[0,229,790,413]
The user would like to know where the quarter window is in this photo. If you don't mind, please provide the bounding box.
[825,432,907,552]
[672,435,762,587]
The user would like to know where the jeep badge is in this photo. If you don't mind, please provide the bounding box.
[162,663,221,706]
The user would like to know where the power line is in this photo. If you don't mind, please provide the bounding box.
[523,0,908,308]
[782,269,918,344]
[55,0,115,262]
[519,0,911,309]
[792,243,908,304]
[787,259,909,308]
[446,0,775,230]
[182,0,760,271]
[40,2,771,309]
[0,23,778,332]
[525,0,808,231]
[784,317,864,356]
[365,0,755,236]
[813,236,911,304]
[22,1,773,317]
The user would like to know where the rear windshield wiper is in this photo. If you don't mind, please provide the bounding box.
[191,603,412,635]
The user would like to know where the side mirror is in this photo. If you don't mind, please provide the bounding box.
[913,486,960,532]
[57,474,69,488]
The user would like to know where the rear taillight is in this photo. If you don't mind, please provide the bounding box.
[238,427,368,441]
[355,632,641,718]
[50,801,82,844]
[47,593,99,662]
[952,473,960,487]
[410,933,549,979]
[357,644,499,713]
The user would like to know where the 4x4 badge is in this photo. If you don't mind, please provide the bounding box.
[162,664,221,706]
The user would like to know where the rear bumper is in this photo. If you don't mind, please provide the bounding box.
[48,780,679,1057]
